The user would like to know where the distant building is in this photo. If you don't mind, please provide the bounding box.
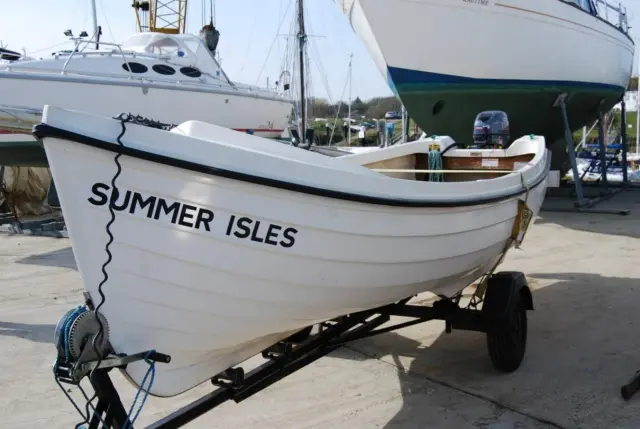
[613,90,638,112]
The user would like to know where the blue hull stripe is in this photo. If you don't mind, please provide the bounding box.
[387,66,626,91]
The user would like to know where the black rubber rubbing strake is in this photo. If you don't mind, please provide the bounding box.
[31,123,550,208]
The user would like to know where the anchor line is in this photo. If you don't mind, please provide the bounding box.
[71,112,129,429]
[69,113,173,429]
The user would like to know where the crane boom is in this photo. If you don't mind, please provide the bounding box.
[132,0,188,34]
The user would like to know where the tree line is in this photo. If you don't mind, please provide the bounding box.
[307,96,402,120]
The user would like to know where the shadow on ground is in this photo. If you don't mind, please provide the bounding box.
[535,189,640,239]
[0,321,56,344]
[15,247,77,270]
[338,272,640,429]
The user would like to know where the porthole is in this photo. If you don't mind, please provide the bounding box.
[180,66,202,78]
[432,100,445,116]
[122,62,148,73]
[152,64,176,75]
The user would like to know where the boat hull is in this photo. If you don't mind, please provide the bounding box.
[395,84,623,170]
[40,138,546,397]
[340,0,634,167]
[36,106,549,397]
[0,75,292,138]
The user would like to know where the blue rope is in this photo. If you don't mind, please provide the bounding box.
[123,350,157,429]
[428,149,444,182]
[53,306,156,429]
[57,305,88,362]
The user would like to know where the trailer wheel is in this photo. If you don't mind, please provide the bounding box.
[486,291,527,372]
[483,272,530,373]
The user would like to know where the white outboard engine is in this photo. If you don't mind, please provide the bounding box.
[199,23,220,55]
[472,110,511,148]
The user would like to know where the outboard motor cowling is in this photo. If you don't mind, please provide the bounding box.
[472,110,511,148]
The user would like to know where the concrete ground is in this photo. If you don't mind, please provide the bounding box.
[1,189,639,428]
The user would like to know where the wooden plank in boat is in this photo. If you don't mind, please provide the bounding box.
[373,169,513,174]
[444,154,534,171]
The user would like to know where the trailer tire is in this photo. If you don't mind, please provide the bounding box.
[486,289,528,373]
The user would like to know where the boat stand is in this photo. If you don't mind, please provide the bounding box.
[542,93,630,215]
[55,272,533,429]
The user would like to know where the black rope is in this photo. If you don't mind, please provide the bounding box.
[46,112,173,428]
[120,113,177,131]
[73,112,136,429]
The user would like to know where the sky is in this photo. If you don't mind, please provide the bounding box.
[2,0,640,102]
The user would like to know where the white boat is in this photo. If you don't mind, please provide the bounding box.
[564,158,640,182]
[0,31,293,138]
[337,0,634,170]
[34,105,550,398]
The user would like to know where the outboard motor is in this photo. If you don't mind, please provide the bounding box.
[199,23,220,55]
[472,110,511,148]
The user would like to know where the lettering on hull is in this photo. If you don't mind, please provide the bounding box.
[88,182,298,248]
[462,0,489,5]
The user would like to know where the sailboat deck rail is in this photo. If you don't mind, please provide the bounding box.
[592,0,631,33]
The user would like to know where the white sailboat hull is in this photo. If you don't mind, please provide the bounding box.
[337,0,634,160]
[0,76,292,138]
[36,106,549,397]
[340,0,632,87]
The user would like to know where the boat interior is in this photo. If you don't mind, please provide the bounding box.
[344,136,542,183]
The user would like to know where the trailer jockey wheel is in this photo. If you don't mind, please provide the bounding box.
[482,272,531,373]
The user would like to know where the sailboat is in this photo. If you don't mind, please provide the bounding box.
[337,0,634,171]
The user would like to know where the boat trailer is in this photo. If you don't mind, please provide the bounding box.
[54,271,533,429]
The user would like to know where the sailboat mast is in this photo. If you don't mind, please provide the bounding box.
[347,53,353,146]
[297,0,307,145]
[90,0,100,49]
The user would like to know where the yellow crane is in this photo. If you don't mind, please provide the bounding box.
[132,0,188,34]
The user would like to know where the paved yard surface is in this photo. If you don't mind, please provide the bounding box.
[1,190,639,428]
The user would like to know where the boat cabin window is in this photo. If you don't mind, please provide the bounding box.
[122,62,148,73]
[152,64,176,75]
[564,0,595,14]
[180,66,202,78]
[579,0,595,14]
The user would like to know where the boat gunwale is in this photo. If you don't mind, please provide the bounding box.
[32,123,551,208]
[0,70,293,104]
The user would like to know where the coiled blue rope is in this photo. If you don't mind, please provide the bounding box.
[428,149,444,182]
[57,305,89,362]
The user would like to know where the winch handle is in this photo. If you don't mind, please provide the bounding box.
[147,351,172,364]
